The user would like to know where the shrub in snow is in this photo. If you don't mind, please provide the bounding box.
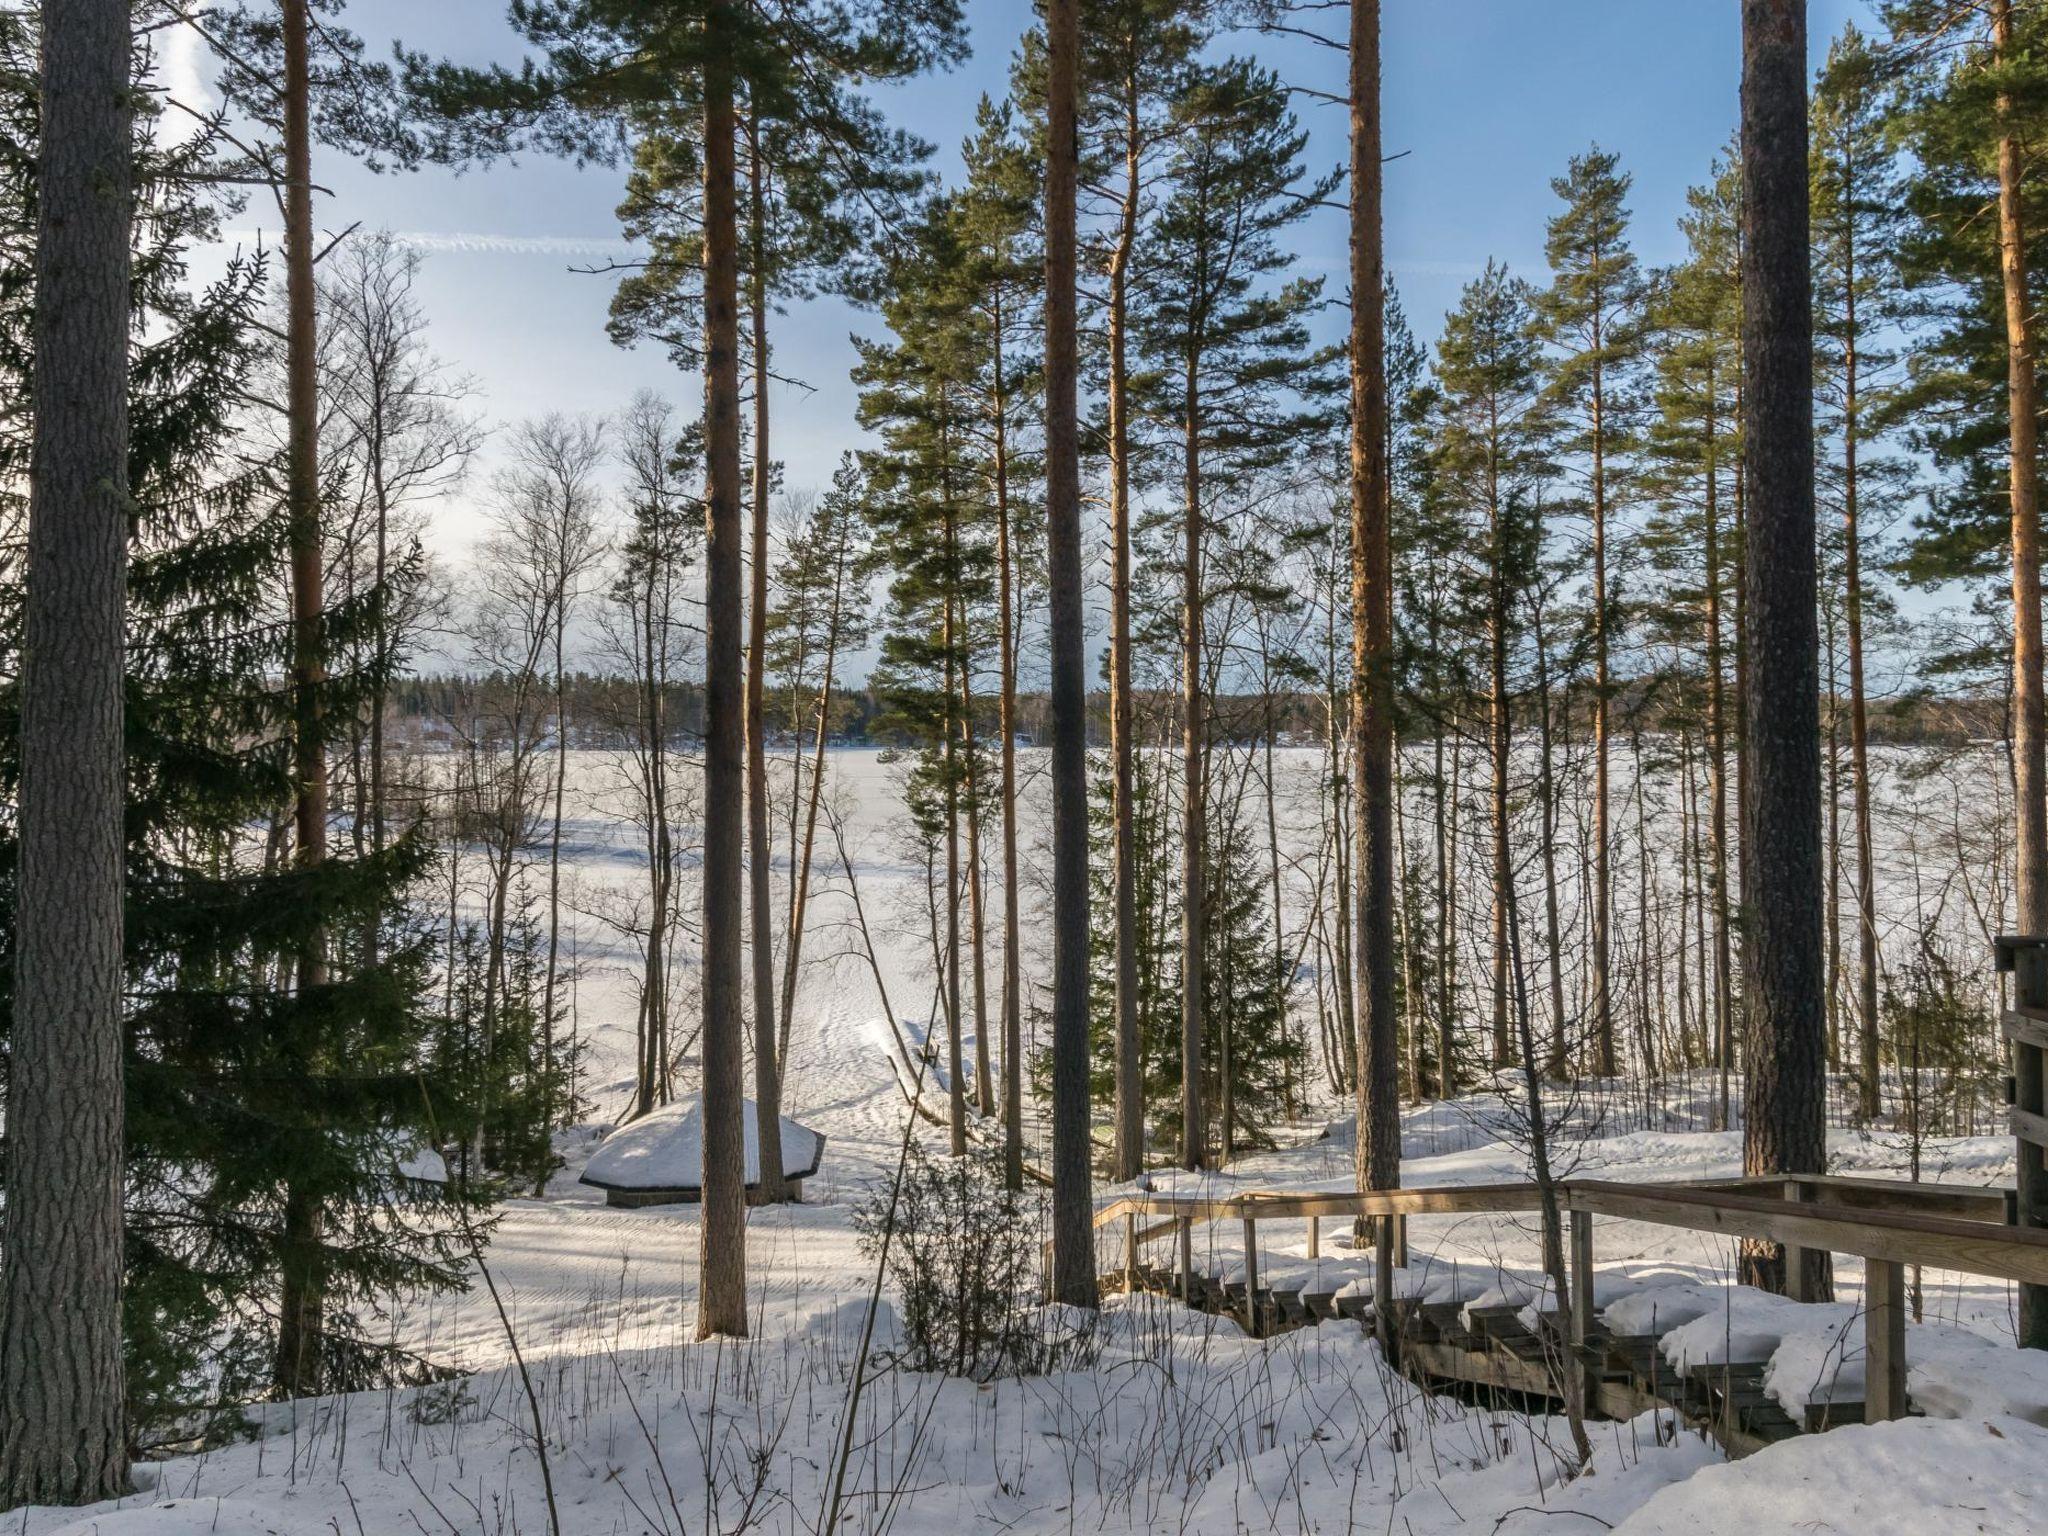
[854,1140,1046,1379]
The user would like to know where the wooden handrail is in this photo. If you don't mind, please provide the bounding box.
[1686,1172,2011,1220]
[1095,1175,2048,1290]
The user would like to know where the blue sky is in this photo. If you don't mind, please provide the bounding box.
[190,0,1880,557]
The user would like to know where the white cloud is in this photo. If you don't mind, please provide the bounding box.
[157,4,214,147]
[212,228,643,262]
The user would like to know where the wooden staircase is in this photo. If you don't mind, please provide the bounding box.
[1095,1171,2046,1458]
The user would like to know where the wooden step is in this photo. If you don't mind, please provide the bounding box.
[1802,1398,1865,1433]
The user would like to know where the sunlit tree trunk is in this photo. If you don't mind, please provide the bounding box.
[1180,358,1208,1171]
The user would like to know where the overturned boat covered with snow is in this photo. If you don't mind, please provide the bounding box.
[580,1098,825,1207]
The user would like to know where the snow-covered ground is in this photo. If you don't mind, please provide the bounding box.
[16,749,2048,1534]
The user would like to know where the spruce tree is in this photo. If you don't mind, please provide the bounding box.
[856,198,1003,1157]
[0,28,473,1439]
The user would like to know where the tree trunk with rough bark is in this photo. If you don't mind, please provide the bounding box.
[697,18,750,1337]
[1108,85,1144,1184]
[1990,0,2048,1348]
[1995,0,2048,942]
[0,0,134,1503]
[1044,0,1097,1309]
[1180,364,1207,1171]
[1739,0,1831,1301]
[1350,0,1399,1204]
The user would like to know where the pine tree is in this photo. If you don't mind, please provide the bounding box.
[1641,158,1744,1128]
[768,455,875,1081]
[952,103,1044,1190]
[1812,24,1908,1122]
[604,37,938,1209]
[1387,285,1473,1099]
[1132,56,1338,1168]
[408,0,967,1339]
[1428,262,1553,1076]
[1072,0,1213,1186]
[1536,145,1646,1081]
[1884,0,2048,946]
[856,198,1004,1157]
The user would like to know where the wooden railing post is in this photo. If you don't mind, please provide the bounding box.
[1373,1216,1395,1348]
[1568,1208,1595,1345]
[1392,1213,1408,1268]
[1242,1213,1261,1338]
[1783,1179,1813,1304]
[1998,935,2048,1348]
[1307,1214,1320,1259]
[1177,1214,1193,1304]
[1865,1257,1907,1422]
[1124,1212,1138,1293]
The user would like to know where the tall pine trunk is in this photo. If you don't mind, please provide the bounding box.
[1739,0,1830,1301]
[540,610,568,1181]
[1995,0,2048,939]
[1488,437,1513,1072]
[1534,601,1569,1077]
[1044,0,1097,1308]
[1704,368,1735,1132]
[275,0,330,1400]
[747,126,787,1201]
[0,0,133,1502]
[1989,0,2048,1348]
[1589,280,1617,1078]
[942,504,967,1155]
[1839,189,1880,1122]
[1108,83,1144,1183]
[776,517,851,1072]
[993,295,1026,1191]
[1180,361,1207,1170]
[963,665,994,1117]
[1350,0,1399,1202]
[696,16,750,1338]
